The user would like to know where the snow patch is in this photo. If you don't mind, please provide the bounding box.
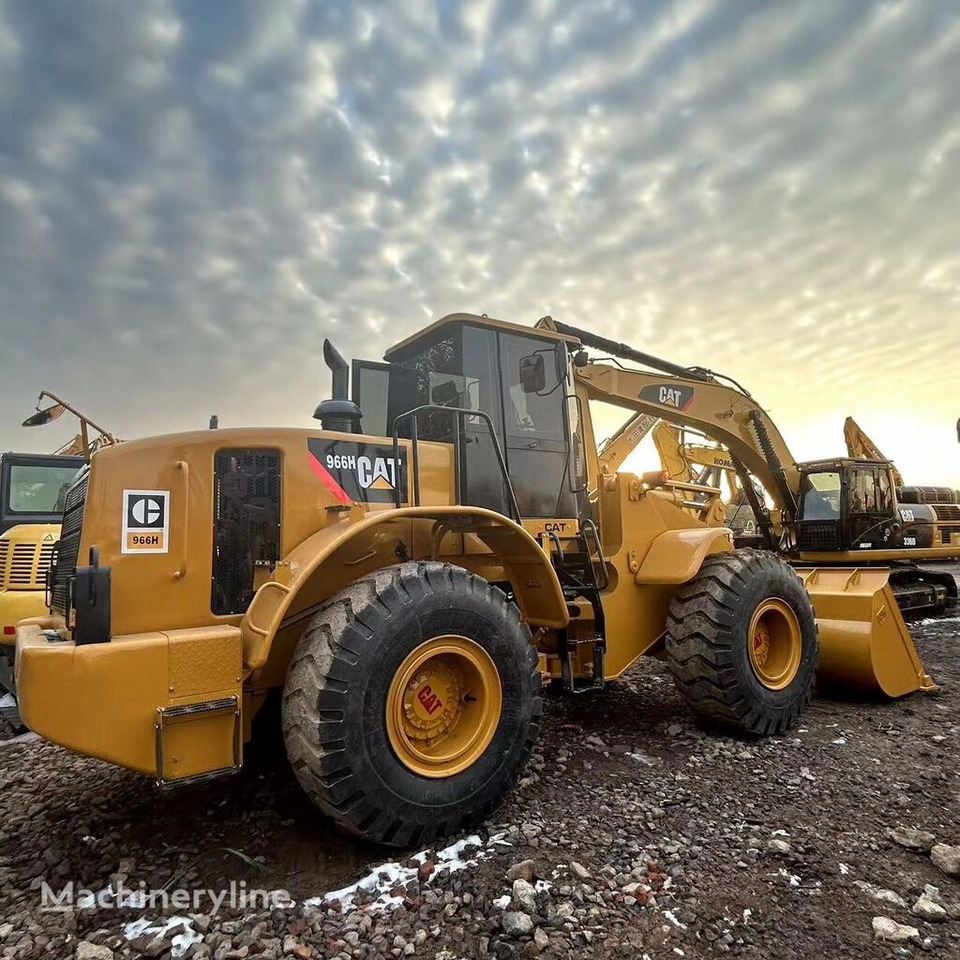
[664,909,687,930]
[774,867,801,887]
[123,916,202,958]
[307,834,491,914]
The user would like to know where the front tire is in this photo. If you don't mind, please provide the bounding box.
[664,549,818,735]
[282,562,541,846]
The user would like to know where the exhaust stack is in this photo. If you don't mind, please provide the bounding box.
[314,338,362,433]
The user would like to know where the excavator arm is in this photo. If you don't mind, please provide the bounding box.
[540,318,801,519]
[652,422,739,490]
[843,416,904,486]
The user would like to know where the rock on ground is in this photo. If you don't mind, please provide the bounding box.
[501,911,534,937]
[887,825,936,852]
[872,916,919,942]
[930,842,960,878]
[76,943,114,960]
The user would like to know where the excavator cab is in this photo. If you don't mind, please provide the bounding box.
[796,459,899,552]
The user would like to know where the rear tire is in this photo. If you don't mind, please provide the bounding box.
[282,562,541,846]
[664,549,817,735]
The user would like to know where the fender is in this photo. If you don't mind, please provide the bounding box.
[240,505,569,671]
[634,526,734,585]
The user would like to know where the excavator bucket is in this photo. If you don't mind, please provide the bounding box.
[797,567,936,697]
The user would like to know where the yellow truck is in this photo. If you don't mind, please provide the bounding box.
[1,392,114,722]
[0,452,85,713]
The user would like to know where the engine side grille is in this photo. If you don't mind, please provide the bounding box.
[796,521,841,552]
[9,543,38,586]
[38,543,54,580]
[51,470,89,616]
[0,539,54,590]
[211,449,282,615]
[933,503,960,522]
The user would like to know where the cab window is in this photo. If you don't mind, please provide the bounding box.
[849,467,891,515]
[799,471,840,520]
[500,334,565,441]
[8,463,81,515]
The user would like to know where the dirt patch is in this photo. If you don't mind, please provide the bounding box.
[1,618,958,958]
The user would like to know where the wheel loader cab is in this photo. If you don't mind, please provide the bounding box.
[796,459,899,552]
[355,315,585,519]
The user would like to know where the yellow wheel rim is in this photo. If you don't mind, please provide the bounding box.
[747,598,802,691]
[386,635,502,778]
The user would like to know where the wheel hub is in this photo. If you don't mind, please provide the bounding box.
[400,659,465,746]
[386,635,502,778]
[747,598,802,691]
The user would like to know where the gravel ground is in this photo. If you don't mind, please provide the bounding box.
[1,613,959,959]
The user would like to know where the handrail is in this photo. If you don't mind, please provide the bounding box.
[391,404,522,523]
[581,517,610,591]
[173,460,189,580]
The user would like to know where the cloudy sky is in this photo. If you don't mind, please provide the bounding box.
[1,0,959,483]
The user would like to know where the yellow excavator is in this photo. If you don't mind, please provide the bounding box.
[845,415,960,514]
[14,313,939,846]
[590,352,959,618]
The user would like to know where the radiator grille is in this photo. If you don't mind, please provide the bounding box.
[0,540,7,589]
[50,469,89,615]
[796,521,841,552]
[933,504,960,522]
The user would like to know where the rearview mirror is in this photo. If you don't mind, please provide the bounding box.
[22,403,66,427]
[431,380,460,407]
[519,354,546,394]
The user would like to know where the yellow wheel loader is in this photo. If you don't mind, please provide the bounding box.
[14,314,936,845]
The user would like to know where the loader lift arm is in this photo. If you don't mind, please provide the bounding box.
[596,410,659,475]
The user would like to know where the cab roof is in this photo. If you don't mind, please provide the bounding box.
[384,312,580,361]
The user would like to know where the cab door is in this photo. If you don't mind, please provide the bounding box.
[845,465,898,549]
[499,334,576,518]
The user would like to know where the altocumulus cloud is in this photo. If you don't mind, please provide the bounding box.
[0,0,958,481]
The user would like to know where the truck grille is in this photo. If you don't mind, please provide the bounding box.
[50,469,89,615]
